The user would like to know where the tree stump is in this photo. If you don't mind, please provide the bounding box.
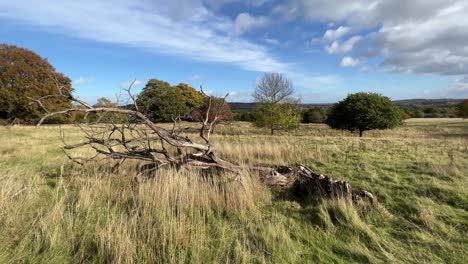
[260,164,375,204]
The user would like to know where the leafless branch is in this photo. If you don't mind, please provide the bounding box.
[28,79,377,203]
[29,83,239,174]
[125,79,139,112]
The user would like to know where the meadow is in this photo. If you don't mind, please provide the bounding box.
[0,119,467,263]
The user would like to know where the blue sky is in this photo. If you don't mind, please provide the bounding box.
[1,0,467,103]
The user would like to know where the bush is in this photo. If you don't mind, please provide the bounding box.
[302,107,326,123]
[234,111,255,122]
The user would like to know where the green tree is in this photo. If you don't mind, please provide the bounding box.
[136,80,204,122]
[94,97,118,108]
[174,83,204,110]
[254,103,300,135]
[235,111,255,122]
[458,100,468,119]
[302,107,326,123]
[0,44,73,123]
[326,92,402,137]
[252,72,300,134]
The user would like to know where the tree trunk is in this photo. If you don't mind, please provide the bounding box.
[259,164,375,203]
[359,129,363,137]
[270,126,274,135]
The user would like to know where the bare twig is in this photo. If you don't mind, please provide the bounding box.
[125,79,139,112]
[29,83,239,173]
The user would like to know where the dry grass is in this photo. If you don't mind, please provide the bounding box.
[0,120,467,263]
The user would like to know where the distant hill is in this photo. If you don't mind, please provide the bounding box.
[392,99,464,106]
[228,99,464,112]
[228,102,332,112]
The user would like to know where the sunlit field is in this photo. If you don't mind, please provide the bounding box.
[1,119,467,263]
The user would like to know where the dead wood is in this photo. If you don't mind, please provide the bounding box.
[29,78,375,203]
[259,164,375,204]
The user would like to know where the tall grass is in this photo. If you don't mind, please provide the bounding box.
[0,120,467,263]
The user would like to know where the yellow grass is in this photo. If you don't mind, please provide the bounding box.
[0,120,467,263]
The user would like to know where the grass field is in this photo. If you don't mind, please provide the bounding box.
[0,120,467,263]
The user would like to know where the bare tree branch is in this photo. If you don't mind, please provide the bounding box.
[253,72,294,104]
[125,79,139,112]
[28,79,376,204]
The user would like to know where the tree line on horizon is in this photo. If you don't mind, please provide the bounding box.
[1,43,468,135]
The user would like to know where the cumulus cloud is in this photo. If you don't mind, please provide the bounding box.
[450,76,468,97]
[204,0,271,10]
[322,26,351,41]
[278,0,468,76]
[325,36,361,54]
[375,3,468,75]
[340,56,360,67]
[234,13,270,35]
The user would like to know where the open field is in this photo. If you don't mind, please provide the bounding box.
[0,119,467,263]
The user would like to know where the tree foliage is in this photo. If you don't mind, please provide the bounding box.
[254,103,300,134]
[302,107,326,123]
[94,97,119,108]
[235,111,255,122]
[252,72,300,134]
[0,44,73,123]
[136,79,204,122]
[174,83,205,110]
[457,100,468,119]
[326,92,402,137]
[191,96,233,126]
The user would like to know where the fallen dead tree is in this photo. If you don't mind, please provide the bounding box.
[29,79,375,203]
[260,164,375,203]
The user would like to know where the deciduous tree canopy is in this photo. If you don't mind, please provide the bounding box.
[326,92,402,137]
[191,96,233,127]
[0,44,73,123]
[253,103,300,135]
[136,79,204,122]
[302,107,326,123]
[253,72,294,104]
[252,72,300,134]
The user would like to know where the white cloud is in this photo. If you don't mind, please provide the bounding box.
[449,75,468,97]
[0,0,286,74]
[73,76,94,86]
[325,36,361,54]
[0,0,344,94]
[288,73,341,89]
[278,0,468,76]
[322,26,351,41]
[340,56,360,67]
[234,13,270,35]
[204,0,272,10]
